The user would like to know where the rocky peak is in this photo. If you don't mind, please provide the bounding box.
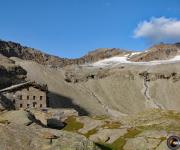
[129,43,180,62]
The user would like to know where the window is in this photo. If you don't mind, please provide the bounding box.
[27,87,29,91]
[33,96,36,100]
[27,104,30,107]
[40,96,43,100]
[33,102,37,108]
[20,104,23,108]
[20,95,22,100]
[27,96,29,100]
[40,104,42,108]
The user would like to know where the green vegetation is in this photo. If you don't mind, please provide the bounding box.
[0,119,10,124]
[84,128,98,138]
[164,110,180,120]
[96,128,141,150]
[63,116,84,132]
[62,110,180,150]
[92,115,109,120]
[101,120,121,129]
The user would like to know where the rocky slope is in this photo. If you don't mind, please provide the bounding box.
[0,40,177,117]
[1,40,180,150]
[0,40,128,68]
[0,42,180,116]
[129,43,180,62]
[10,54,180,117]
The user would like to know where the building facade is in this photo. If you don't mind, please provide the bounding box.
[0,82,48,109]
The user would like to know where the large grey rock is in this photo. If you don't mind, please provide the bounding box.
[137,130,168,138]
[155,140,169,150]
[1,110,32,125]
[29,108,78,129]
[123,137,161,150]
[0,123,101,150]
[47,108,79,121]
[89,128,127,144]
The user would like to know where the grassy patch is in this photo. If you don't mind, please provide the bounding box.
[96,128,141,150]
[62,116,84,132]
[0,119,10,124]
[92,115,109,120]
[137,123,180,132]
[102,120,121,129]
[110,128,141,150]
[164,110,180,120]
[84,128,98,138]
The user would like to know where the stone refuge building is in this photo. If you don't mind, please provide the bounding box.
[0,81,48,109]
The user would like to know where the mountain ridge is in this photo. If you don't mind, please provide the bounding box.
[0,40,129,68]
[1,40,180,68]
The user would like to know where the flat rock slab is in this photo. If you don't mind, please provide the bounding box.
[155,140,169,150]
[123,136,161,150]
[89,128,127,144]
[137,130,168,138]
[77,116,104,134]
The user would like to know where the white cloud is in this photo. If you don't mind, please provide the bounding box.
[134,17,180,43]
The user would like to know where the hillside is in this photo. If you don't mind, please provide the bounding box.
[0,40,180,116]
[1,40,180,150]
[0,40,176,117]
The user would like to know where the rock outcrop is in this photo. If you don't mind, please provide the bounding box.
[129,44,180,62]
[29,108,78,129]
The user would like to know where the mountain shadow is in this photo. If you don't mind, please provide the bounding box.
[0,94,15,110]
[47,92,89,116]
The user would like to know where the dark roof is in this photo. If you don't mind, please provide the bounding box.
[0,81,48,93]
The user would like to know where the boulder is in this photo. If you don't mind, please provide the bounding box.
[29,108,78,129]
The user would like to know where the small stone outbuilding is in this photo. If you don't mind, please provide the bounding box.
[0,81,48,109]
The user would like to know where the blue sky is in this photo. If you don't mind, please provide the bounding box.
[0,0,180,58]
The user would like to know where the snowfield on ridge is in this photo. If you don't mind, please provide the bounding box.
[91,53,180,67]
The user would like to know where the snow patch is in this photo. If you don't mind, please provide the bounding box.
[129,52,142,57]
[92,55,180,67]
